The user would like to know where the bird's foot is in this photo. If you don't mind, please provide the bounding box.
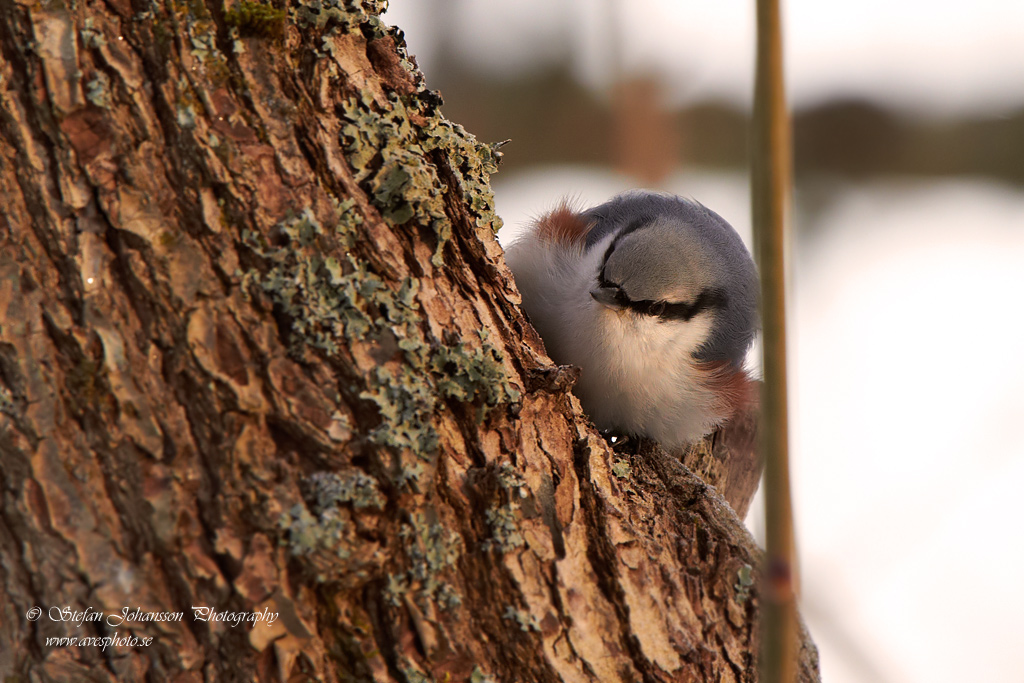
[602,430,642,456]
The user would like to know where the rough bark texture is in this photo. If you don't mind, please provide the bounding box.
[0,1,819,682]
[680,403,762,520]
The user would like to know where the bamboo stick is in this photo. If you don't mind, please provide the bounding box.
[752,0,798,681]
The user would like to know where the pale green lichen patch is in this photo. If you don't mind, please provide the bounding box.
[401,665,432,683]
[176,103,197,129]
[383,513,462,611]
[241,206,407,356]
[366,14,506,236]
[419,117,505,235]
[612,458,632,479]
[496,463,527,493]
[278,468,389,581]
[470,666,497,683]
[371,149,445,227]
[735,564,755,603]
[484,505,524,552]
[293,0,351,31]
[484,464,528,552]
[337,87,506,267]
[431,342,521,407]
[330,196,363,248]
[79,18,106,48]
[0,386,16,416]
[338,92,449,264]
[359,0,388,14]
[502,605,540,633]
[174,75,200,129]
[360,366,439,456]
[291,0,388,31]
[308,470,384,510]
[394,460,425,489]
[171,1,230,85]
[279,503,349,559]
[85,72,112,108]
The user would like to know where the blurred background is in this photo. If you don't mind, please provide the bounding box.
[382,1,1024,681]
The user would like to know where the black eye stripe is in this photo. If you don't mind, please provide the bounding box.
[635,289,729,321]
[597,285,729,321]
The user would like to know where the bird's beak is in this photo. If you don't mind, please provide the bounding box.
[590,286,626,310]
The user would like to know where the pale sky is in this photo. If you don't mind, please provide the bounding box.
[385,0,1024,114]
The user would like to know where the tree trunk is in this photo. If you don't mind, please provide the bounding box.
[0,1,819,681]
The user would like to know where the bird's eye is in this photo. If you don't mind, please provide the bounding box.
[649,301,666,317]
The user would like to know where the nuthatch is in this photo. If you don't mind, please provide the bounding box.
[505,191,758,448]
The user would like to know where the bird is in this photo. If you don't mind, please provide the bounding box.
[504,190,759,449]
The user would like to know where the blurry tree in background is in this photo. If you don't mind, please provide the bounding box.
[427,66,1024,195]
[612,76,677,185]
[0,1,821,682]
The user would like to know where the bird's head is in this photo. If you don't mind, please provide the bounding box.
[585,192,758,366]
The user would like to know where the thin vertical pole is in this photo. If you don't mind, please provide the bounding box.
[752,0,798,681]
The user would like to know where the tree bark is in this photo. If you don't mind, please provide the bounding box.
[0,1,819,682]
